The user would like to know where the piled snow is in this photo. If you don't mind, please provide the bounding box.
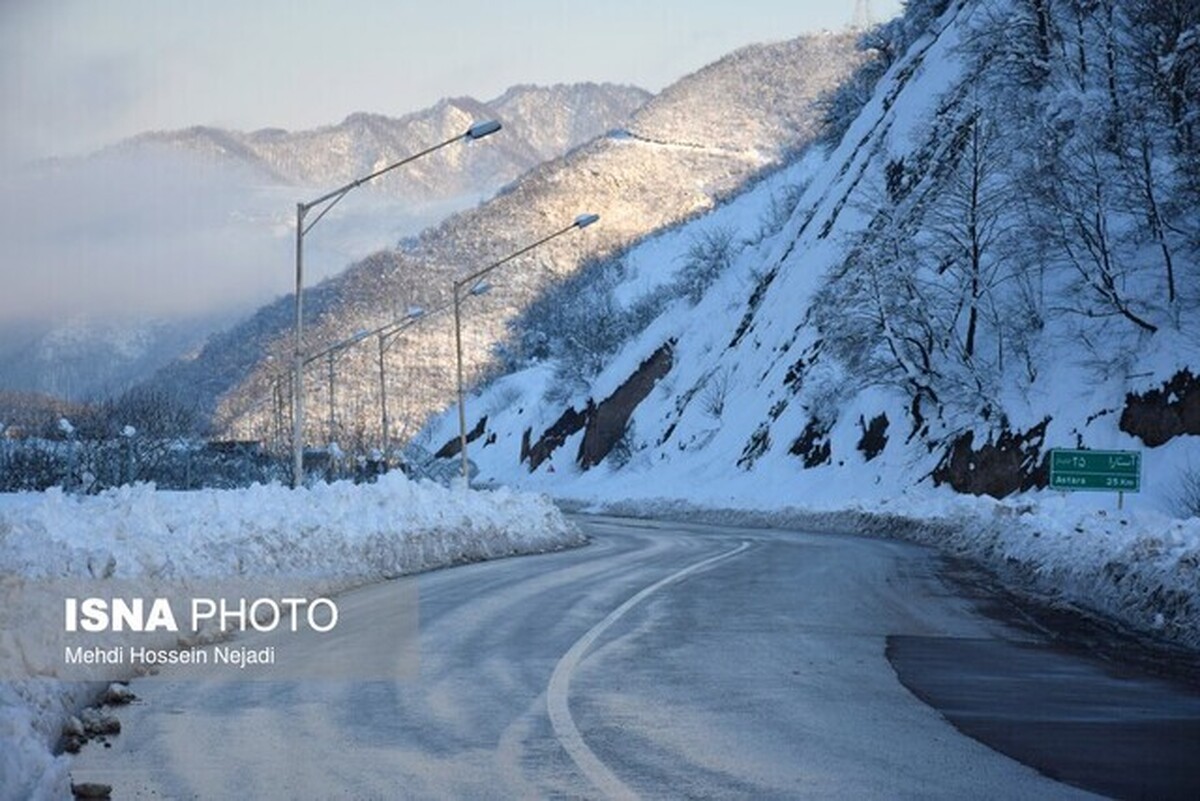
[0,476,582,801]
[923,498,1200,648]
[0,477,580,583]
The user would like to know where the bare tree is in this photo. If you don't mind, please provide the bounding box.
[678,226,737,304]
[813,194,943,418]
[921,106,1016,369]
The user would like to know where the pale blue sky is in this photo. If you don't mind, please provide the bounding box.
[0,0,900,162]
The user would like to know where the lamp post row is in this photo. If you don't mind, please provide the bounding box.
[289,117,600,489]
[292,120,502,488]
[291,305,428,457]
[300,327,373,448]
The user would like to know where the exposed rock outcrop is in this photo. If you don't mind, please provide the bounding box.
[1120,370,1200,447]
[931,419,1050,498]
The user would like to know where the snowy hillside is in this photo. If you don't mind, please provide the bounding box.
[420,0,1200,643]
[152,33,862,446]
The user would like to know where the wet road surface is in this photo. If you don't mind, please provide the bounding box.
[70,516,1200,799]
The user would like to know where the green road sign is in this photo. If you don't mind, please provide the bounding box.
[1049,449,1141,492]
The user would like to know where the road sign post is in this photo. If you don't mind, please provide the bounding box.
[1049,448,1141,509]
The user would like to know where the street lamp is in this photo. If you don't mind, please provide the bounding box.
[453,213,600,485]
[291,119,502,487]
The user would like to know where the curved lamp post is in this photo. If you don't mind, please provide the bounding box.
[452,213,600,486]
[291,119,502,487]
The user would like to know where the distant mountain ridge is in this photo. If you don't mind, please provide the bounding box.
[119,83,652,205]
[1,83,651,403]
[0,314,237,404]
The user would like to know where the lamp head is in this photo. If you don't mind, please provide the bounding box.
[466,120,502,140]
[574,213,600,229]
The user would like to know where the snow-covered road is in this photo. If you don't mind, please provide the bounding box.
[69,517,1200,798]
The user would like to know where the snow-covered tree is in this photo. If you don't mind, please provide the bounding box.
[677,227,737,304]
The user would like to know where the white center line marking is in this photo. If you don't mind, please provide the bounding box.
[546,540,751,799]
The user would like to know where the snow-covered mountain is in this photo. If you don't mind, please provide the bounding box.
[122,83,651,204]
[143,33,863,443]
[0,83,649,403]
[0,315,232,403]
[419,0,1199,515]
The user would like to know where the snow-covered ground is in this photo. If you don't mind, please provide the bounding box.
[0,476,582,801]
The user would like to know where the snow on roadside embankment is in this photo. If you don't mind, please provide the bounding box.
[0,476,582,801]
[583,493,1200,652]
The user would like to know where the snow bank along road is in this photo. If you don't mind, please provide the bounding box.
[71,516,1200,799]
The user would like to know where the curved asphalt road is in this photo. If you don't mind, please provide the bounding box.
[71,516,1200,799]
